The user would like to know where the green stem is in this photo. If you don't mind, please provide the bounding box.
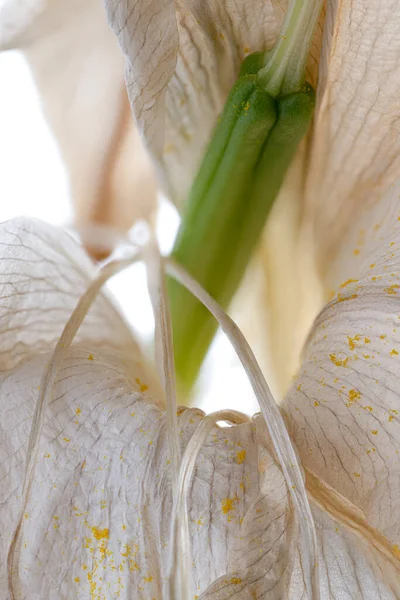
[258,0,324,95]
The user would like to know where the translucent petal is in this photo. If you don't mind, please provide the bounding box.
[104,0,286,205]
[0,0,46,49]
[1,1,158,255]
[304,0,400,277]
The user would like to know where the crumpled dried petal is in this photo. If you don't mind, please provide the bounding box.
[283,192,400,574]
[0,218,398,598]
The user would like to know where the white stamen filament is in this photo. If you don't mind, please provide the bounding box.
[144,240,181,495]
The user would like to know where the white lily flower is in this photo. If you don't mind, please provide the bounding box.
[0,215,399,599]
[0,0,158,258]
[1,4,399,594]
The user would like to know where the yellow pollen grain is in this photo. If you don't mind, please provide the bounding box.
[230,578,242,584]
[330,354,349,368]
[236,450,246,465]
[384,284,400,295]
[76,408,81,415]
[144,575,154,583]
[347,334,361,350]
[91,526,109,541]
[314,401,320,407]
[369,263,376,268]
[337,293,358,302]
[87,353,94,361]
[74,577,80,583]
[346,389,361,407]
[364,338,371,344]
[371,430,378,435]
[353,249,360,255]
[63,437,70,443]
[340,278,358,288]
[390,348,399,356]
[222,498,235,514]
[135,377,149,393]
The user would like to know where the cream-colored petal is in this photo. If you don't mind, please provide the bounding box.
[234,144,324,398]
[305,0,400,278]
[0,0,46,49]
[0,348,164,597]
[105,0,286,205]
[1,0,158,257]
[20,0,157,256]
[321,177,400,297]
[283,206,400,548]
[302,504,399,599]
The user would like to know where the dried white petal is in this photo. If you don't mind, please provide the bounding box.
[0,217,156,390]
[105,0,285,204]
[0,218,398,598]
[283,207,400,552]
[305,0,400,277]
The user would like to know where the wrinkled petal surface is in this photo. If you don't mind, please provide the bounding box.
[305,0,400,275]
[284,189,400,554]
[105,0,286,204]
[0,218,398,598]
[1,350,398,598]
[0,217,157,389]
